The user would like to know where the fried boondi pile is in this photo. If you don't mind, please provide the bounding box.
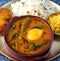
[0,8,13,36]
[47,12,60,35]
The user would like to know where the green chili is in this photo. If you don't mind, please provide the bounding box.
[21,17,31,33]
[32,25,43,29]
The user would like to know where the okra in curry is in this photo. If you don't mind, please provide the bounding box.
[7,16,52,55]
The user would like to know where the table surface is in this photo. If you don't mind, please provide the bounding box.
[0,0,60,61]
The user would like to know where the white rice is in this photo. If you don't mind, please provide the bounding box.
[11,0,57,19]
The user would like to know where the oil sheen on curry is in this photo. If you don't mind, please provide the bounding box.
[7,16,51,55]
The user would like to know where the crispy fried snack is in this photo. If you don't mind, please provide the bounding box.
[0,8,13,36]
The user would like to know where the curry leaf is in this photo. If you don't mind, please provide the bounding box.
[30,41,48,51]
[11,31,19,41]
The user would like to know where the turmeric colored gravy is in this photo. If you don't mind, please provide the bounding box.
[7,17,52,55]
